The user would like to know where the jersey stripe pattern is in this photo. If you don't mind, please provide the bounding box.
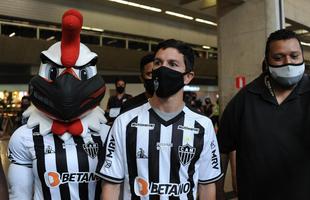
[8,124,107,200]
[97,102,223,200]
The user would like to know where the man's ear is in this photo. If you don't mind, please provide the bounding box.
[184,72,194,85]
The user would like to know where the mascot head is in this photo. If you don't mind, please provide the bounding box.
[29,9,106,122]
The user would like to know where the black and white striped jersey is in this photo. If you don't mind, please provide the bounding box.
[8,124,109,200]
[96,102,222,199]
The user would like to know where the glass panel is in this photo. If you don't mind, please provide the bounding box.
[2,24,36,38]
[128,40,148,51]
[102,37,126,48]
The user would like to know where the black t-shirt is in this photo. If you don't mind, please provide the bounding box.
[120,92,148,114]
[106,93,132,123]
[217,74,310,200]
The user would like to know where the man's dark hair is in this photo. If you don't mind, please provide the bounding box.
[154,39,195,72]
[265,29,303,60]
[114,77,126,86]
[21,96,31,101]
[140,53,154,73]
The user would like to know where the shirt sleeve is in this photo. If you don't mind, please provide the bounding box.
[8,163,34,200]
[7,126,33,167]
[198,119,223,184]
[217,91,244,154]
[96,117,125,183]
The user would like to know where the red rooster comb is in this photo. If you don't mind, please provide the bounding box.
[61,9,83,67]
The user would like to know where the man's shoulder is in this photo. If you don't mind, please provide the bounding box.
[298,74,310,94]
[117,101,150,122]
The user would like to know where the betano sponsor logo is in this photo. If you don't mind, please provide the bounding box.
[44,171,97,188]
[134,177,191,197]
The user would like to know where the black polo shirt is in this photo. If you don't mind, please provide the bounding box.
[217,73,310,200]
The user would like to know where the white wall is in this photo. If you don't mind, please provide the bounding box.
[285,0,310,27]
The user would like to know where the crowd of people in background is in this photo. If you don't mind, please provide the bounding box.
[184,91,220,129]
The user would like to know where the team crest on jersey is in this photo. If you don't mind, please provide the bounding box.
[178,144,196,166]
[136,148,148,159]
[83,142,99,159]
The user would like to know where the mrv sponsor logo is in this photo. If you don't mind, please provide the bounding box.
[134,177,191,197]
[106,135,115,158]
[44,171,97,188]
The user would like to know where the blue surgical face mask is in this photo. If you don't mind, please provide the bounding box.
[268,62,305,87]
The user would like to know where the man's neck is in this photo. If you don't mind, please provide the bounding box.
[149,91,184,113]
[271,79,295,104]
[116,93,124,99]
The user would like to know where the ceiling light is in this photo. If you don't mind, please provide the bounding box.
[9,32,15,37]
[165,11,193,20]
[109,0,162,12]
[46,36,55,41]
[301,41,310,47]
[184,85,200,92]
[82,26,91,30]
[294,29,309,34]
[202,45,211,49]
[195,18,217,26]
[91,28,104,32]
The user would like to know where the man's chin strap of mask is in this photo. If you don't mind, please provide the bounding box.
[268,62,305,88]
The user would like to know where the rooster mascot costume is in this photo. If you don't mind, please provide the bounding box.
[7,9,109,199]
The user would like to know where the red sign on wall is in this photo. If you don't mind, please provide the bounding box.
[236,76,246,89]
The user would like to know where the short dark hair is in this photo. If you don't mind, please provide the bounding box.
[154,39,195,72]
[265,29,303,61]
[21,96,30,101]
[114,77,126,86]
[140,53,154,73]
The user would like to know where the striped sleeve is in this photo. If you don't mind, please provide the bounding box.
[198,119,223,184]
[96,117,125,183]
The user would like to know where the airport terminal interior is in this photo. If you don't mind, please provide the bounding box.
[1,0,310,199]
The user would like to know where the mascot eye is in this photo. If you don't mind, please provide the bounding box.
[80,69,88,80]
[48,66,58,81]
[79,66,97,80]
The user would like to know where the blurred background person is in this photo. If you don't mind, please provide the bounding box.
[106,77,132,124]
[0,159,8,200]
[121,53,154,113]
[15,96,31,127]
[203,97,213,118]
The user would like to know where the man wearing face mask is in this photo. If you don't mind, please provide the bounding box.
[217,29,310,200]
[120,53,155,113]
[106,77,132,124]
[97,39,222,200]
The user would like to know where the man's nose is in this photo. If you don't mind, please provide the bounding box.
[284,56,293,64]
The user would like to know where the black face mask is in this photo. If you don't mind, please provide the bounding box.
[143,78,155,95]
[116,86,125,94]
[29,73,106,122]
[152,66,187,98]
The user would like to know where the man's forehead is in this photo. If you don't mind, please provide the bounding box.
[155,47,184,59]
[269,38,302,52]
